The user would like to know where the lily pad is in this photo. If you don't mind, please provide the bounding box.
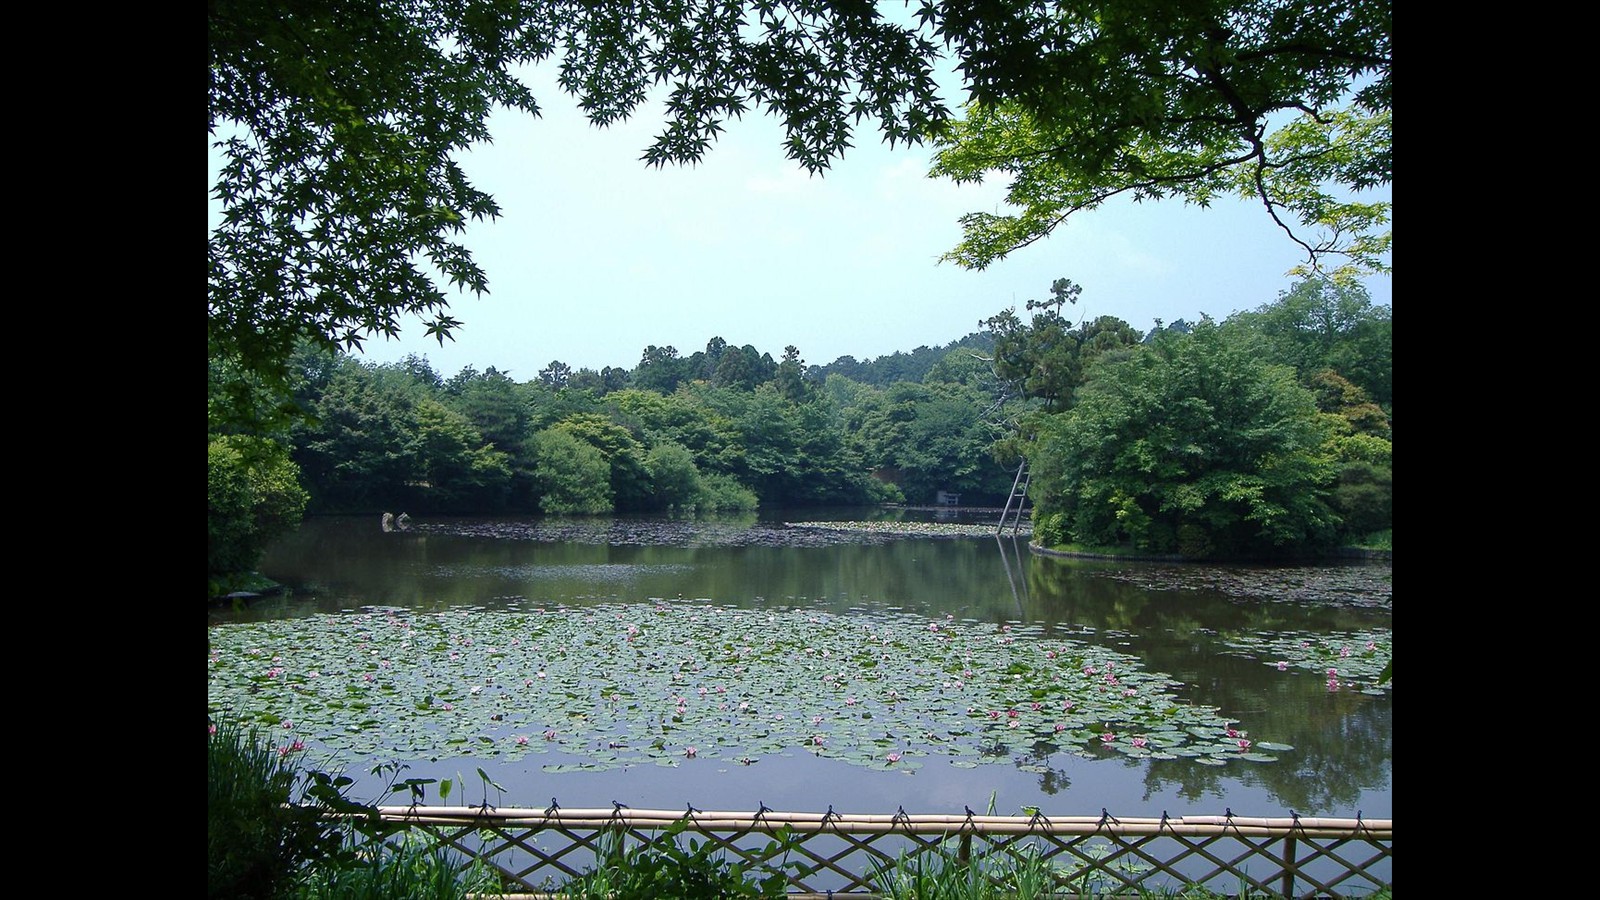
[209,601,1281,773]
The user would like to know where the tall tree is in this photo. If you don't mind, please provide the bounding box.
[774,345,812,402]
[1224,276,1392,409]
[1030,323,1338,557]
[211,1,1390,412]
[981,280,1141,412]
[209,0,946,403]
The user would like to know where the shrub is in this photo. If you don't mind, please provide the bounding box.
[297,836,503,900]
[561,823,789,899]
[696,472,760,513]
[208,718,339,900]
[209,435,308,596]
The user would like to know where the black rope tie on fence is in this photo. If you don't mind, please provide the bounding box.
[822,804,841,831]
[1355,809,1374,837]
[754,801,774,829]
[1223,807,1240,835]
[962,805,979,833]
[609,801,629,828]
[1026,806,1052,831]
[1159,811,1173,832]
[1290,810,1306,835]
[545,798,561,817]
[892,805,912,832]
[1095,808,1122,833]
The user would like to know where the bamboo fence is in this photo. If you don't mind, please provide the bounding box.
[342,803,1392,898]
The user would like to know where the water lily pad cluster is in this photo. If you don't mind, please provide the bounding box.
[785,521,1031,539]
[1098,565,1392,609]
[208,602,1274,772]
[417,518,1017,548]
[1219,630,1392,694]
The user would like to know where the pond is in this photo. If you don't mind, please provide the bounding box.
[208,510,1391,825]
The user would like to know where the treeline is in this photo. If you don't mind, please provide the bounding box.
[265,338,1021,519]
[208,276,1391,591]
[1016,277,1392,558]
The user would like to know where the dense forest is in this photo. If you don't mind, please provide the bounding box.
[209,276,1391,591]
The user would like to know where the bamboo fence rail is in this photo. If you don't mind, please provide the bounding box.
[343,804,1392,898]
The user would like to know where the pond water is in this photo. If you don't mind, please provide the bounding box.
[209,510,1392,825]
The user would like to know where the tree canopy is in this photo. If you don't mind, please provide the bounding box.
[931,0,1391,278]
[209,0,1391,416]
[208,0,946,401]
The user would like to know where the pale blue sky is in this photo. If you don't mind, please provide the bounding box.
[216,63,1393,379]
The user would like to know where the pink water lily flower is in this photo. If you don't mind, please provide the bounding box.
[1101,732,1116,743]
[543,730,557,741]
[1132,737,1148,749]
[685,746,698,758]
[886,752,902,763]
[516,735,529,745]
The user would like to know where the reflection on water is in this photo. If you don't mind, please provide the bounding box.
[215,512,1391,821]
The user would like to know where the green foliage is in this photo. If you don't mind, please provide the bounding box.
[1224,277,1393,410]
[644,441,702,512]
[844,380,1014,503]
[552,413,654,511]
[296,836,503,900]
[981,281,1141,411]
[1032,510,1068,548]
[931,1,1391,280]
[562,823,796,899]
[810,333,996,387]
[209,435,308,595]
[695,471,761,513]
[288,356,514,513]
[289,362,422,511]
[865,476,906,506]
[210,2,948,402]
[1331,460,1392,539]
[773,345,812,403]
[530,428,614,514]
[1029,323,1339,558]
[412,398,514,511]
[208,718,339,900]
[872,839,1071,900]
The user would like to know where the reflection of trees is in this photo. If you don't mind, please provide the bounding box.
[1138,698,1390,814]
[1141,758,1231,806]
[1014,739,1072,795]
[1239,701,1390,812]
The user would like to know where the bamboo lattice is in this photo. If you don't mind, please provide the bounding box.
[340,804,1392,898]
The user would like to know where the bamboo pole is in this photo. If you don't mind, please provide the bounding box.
[363,806,1391,840]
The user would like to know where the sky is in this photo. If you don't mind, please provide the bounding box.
[217,63,1392,381]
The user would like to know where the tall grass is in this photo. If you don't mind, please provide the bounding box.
[296,835,503,900]
[208,718,341,900]
[210,716,508,899]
